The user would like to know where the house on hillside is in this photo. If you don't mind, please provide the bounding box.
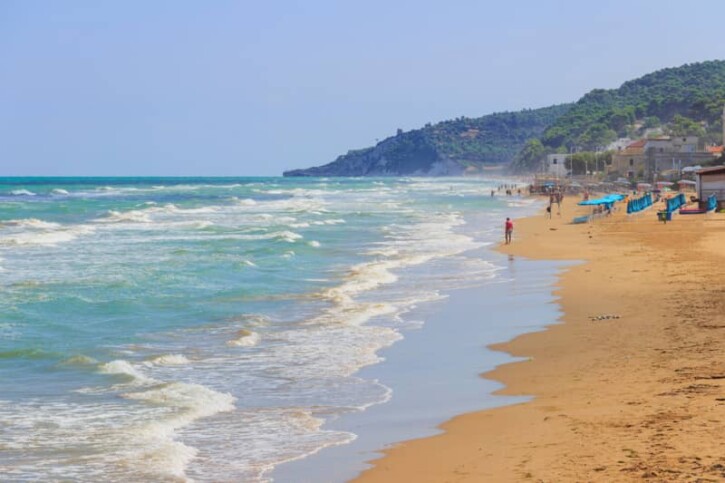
[611,136,717,180]
[610,139,645,178]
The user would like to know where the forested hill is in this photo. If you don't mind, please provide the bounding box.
[283,104,571,177]
[540,60,725,150]
[284,60,725,176]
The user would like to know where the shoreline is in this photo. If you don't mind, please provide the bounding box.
[271,201,570,482]
[355,196,725,481]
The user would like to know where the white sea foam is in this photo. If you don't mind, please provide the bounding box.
[93,360,237,479]
[124,381,236,418]
[274,231,303,243]
[322,260,399,306]
[0,221,94,246]
[1,218,61,230]
[98,360,153,384]
[217,230,304,243]
[367,247,399,257]
[226,329,261,347]
[95,210,152,223]
[28,367,235,481]
[122,381,237,478]
[0,177,524,481]
[9,189,36,196]
[146,354,191,366]
[0,231,75,246]
[156,203,218,214]
[50,188,70,195]
[308,240,321,248]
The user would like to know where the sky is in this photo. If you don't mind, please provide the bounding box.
[1,0,724,176]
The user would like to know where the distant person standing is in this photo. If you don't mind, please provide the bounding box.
[556,192,562,216]
[504,217,514,244]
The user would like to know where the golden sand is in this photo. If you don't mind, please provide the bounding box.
[355,196,725,482]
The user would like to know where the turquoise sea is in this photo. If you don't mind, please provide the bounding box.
[0,177,542,481]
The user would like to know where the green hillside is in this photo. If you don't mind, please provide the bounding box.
[541,60,725,150]
[283,104,571,176]
[285,60,725,176]
[420,105,572,166]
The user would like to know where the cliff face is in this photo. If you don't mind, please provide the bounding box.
[284,104,571,177]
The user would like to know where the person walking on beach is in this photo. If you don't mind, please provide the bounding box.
[504,217,514,244]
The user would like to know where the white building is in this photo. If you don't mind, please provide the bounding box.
[645,136,698,155]
[544,154,568,177]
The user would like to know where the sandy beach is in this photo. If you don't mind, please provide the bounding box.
[355,195,725,482]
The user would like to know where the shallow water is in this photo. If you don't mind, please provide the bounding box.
[0,177,537,481]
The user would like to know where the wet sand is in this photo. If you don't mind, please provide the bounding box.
[355,196,725,482]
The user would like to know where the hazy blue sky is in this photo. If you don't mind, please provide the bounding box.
[2,0,723,176]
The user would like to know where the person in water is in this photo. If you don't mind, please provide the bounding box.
[504,217,514,244]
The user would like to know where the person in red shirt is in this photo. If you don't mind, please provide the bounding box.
[504,217,514,244]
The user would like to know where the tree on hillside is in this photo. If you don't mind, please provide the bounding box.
[577,123,617,150]
[607,107,636,135]
[644,116,661,128]
[667,114,705,137]
[539,60,725,150]
[512,139,547,172]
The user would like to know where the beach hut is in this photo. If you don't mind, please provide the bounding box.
[695,166,725,209]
